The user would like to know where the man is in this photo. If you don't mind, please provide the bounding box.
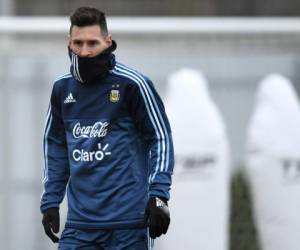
[40,6,174,250]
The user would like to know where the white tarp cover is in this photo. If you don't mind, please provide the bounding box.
[246,74,300,250]
[156,68,230,250]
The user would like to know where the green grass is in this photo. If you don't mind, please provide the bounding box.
[230,172,261,250]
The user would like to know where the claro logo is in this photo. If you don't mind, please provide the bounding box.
[73,143,111,162]
[73,122,109,139]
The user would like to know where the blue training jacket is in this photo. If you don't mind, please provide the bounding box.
[40,62,174,229]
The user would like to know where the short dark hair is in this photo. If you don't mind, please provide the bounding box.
[69,7,108,36]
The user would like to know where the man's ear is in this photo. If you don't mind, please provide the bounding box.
[67,34,71,47]
[105,34,113,46]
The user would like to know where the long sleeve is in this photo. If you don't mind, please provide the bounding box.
[129,77,174,200]
[40,83,70,213]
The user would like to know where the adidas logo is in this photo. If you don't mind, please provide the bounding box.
[155,197,166,208]
[64,93,76,104]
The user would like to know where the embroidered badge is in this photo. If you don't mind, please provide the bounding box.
[110,89,120,103]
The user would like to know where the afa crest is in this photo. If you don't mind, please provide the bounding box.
[109,89,120,103]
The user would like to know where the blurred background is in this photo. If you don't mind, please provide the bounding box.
[1,1,300,250]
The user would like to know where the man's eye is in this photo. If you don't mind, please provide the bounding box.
[74,41,82,46]
[88,41,99,47]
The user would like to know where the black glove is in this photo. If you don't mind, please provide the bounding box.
[42,207,60,243]
[144,197,170,239]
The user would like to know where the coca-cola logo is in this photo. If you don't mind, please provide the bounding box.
[73,122,109,139]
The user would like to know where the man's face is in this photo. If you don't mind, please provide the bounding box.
[69,25,112,58]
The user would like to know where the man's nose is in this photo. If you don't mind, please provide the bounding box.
[79,45,91,57]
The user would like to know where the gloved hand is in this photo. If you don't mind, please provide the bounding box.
[144,197,170,239]
[42,207,60,243]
